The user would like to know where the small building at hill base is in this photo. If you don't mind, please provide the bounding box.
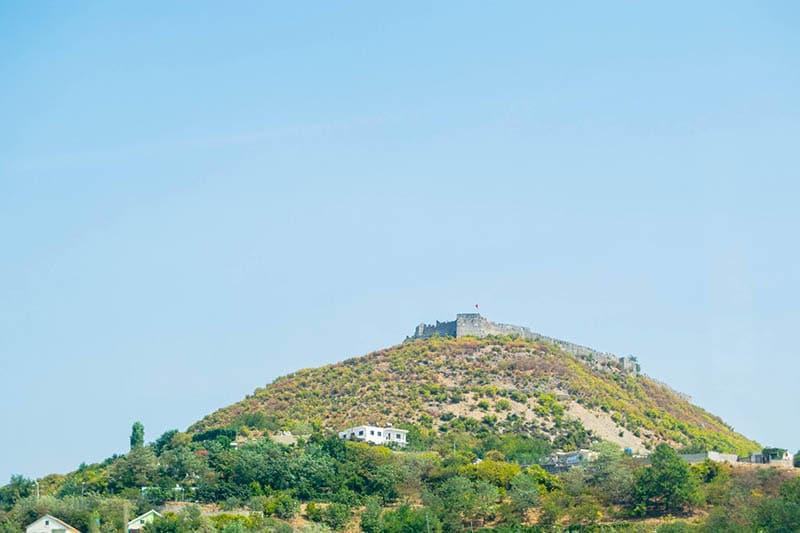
[128,510,162,533]
[270,430,309,446]
[338,424,408,447]
[743,449,794,467]
[679,451,739,464]
[26,515,81,533]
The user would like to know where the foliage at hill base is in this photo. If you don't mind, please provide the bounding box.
[1,431,798,533]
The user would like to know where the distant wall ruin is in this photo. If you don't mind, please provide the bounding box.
[408,313,638,375]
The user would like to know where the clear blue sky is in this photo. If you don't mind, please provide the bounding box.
[2,2,799,482]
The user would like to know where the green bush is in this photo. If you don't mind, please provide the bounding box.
[320,503,351,530]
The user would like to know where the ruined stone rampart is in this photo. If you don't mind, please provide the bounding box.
[413,320,457,338]
[455,313,534,338]
[407,313,637,375]
[410,313,600,355]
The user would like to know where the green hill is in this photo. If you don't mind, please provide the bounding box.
[1,331,778,533]
[191,335,759,456]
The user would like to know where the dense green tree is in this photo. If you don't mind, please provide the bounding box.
[381,504,442,533]
[370,464,400,504]
[424,476,474,531]
[130,422,145,450]
[702,506,750,533]
[634,443,698,516]
[750,477,800,532]
[583,442,635,505]
[478,434,551,465]
[305,501,322,522]
[159,446,206,483]
[536,490,569,528]
[264,492,299,519]
[396,452,439,500]
[0,475,34,509]
[568,494,602,526]
[359,497,383,533]
[471,459,520,488]
[153,429,179,456]
[320,503,351,531]
[424,475,499,531]
[0,520,20,533]
[508,472,539,516]
[472,479,500,523]
[108,447,157,491]
[220,522,244,533]
[290,449,337,499]
[523,465,561,493]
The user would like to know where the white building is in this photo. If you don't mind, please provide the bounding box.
[128,510,162,533]
[338,423,408,447]
[749,449,795,467]
[680,451,739,464]
[26,515,81,533]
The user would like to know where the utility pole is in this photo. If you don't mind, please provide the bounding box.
[34,480,39,501]
[122,500,130,533]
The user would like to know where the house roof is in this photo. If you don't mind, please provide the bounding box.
[127,509,162,527]
[27,514,81,532]
[340,424,409,433]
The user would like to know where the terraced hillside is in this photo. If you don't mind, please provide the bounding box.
[190,336,759,455]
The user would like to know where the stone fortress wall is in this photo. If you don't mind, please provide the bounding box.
[413,320,457,338]
[409,313,638,375]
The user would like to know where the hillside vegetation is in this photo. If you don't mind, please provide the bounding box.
[191,336,758,456]
[3,335,796,533]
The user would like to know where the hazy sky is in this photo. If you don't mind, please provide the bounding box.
[2,2,799,482]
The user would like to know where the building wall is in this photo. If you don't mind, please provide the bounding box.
[708,451,739,463]
[681,452,739,464]
[128,511,160,533]
[26,516,79,533]
[338,425,408,447]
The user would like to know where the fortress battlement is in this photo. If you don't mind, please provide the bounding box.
[407,313,638,374]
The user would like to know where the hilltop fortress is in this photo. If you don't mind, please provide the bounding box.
[408,313,639,374]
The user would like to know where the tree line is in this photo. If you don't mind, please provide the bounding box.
[1,422,799,532]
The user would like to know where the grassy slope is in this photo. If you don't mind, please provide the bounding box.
[190,336,759,455]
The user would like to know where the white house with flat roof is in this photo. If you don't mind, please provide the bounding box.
[25,515,81,533]
[338,424,408,447]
